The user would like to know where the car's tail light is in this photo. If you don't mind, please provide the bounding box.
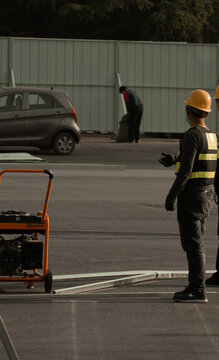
[72,108,78,123]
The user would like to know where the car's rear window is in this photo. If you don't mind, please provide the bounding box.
[29,93,63,110]
[0,93,23,111]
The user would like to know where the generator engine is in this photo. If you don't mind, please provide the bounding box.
[0,235,43,276]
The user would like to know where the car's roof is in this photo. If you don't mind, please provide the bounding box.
[0,86,66,94]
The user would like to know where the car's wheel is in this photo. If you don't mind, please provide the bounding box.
[53,132,75,155]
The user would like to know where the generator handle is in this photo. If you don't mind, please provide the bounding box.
[0,169,53,222]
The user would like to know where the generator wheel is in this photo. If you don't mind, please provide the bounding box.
[44,269,53,293]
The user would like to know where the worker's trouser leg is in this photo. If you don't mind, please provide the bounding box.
[134,104,143,142]
[177,189,213,290]
[128,108,138,142]
[216,206,219,271]
[216,243,219,271]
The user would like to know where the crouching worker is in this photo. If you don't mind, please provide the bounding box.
[165,89,217,303]
[119,86,143,143]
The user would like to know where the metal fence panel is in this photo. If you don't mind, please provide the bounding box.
[0,37,218,134]
[118,42,218,133]
[0,38,9,84]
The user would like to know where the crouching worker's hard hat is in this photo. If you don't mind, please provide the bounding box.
[185,89,212,114]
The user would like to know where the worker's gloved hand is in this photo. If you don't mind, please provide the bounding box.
[214,192,219,205]
[159,153,176,167]
[165,194,176,211]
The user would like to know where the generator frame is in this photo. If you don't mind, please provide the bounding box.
[0,169,53,293]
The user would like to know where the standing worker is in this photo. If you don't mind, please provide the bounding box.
[165,89,217,303]
[206,85,219,286]
[119,86,143,143]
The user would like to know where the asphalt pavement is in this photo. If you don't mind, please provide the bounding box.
[0,134,219,360]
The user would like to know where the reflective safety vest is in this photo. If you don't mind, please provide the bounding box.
[175,129,217,184]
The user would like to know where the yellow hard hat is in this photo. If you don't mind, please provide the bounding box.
[213,85,219,100]
[185,89,211,113]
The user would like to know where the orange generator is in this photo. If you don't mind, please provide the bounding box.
[0,169,53,293]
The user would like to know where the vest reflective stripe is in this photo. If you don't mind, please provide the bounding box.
[189,171,215,179]
[206,133,217,149]
[175,162,180,173]
[198,153,217,160]
[176,159,216,178]
[175,131,217,180]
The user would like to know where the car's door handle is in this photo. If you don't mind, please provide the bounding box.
[14,115,20,118]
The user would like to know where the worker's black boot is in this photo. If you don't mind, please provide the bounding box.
[206,272,219,286]
[173,287,208,303]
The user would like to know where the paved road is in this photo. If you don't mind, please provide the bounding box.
[0,135,219,360]
[0,134,179,169]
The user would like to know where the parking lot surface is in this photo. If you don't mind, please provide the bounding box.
[0,135,219,360]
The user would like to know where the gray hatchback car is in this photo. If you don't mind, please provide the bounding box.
[0,87,80,155]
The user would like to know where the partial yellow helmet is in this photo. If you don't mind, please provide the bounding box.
[213,85,219,100]
[185,89,211,113]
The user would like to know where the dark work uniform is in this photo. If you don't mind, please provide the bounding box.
[167,126,217,290]
[123,89,143,142]
[214,147,219,271]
